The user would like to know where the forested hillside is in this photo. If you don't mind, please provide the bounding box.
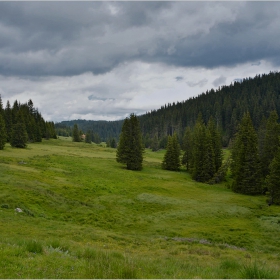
[0,98,56,149]
[55,71,280,147]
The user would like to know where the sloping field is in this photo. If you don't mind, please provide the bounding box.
[0,138,279,278]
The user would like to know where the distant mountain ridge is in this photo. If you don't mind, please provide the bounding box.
[55,71,280,147]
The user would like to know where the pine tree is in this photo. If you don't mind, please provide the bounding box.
[151,133,159,151]
[261,111,280,177]
[162,133,181,171]
[5,101,12,142]
[191,114,215,182]
[85,130,91,143]
[181,126,193,171]
[72,124,81,142]
[231,112,262,195]
[116,114,144,170]
[110,138,116,148]
[207,116,223,172]
[0,114,7,150]
[10,122,28,148]
[266,146,280,205]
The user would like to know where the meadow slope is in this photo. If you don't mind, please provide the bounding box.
[0,137,279,278]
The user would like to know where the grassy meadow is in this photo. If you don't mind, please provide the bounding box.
[0,137,280,278]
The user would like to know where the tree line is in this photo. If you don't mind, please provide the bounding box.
[55,71,280,149]
[116,111,280,205]
[0,96,56,149]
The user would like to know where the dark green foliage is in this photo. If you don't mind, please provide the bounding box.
[162,133,181,171]
[110,138,117,148]
[72,124,81,142]
[181,127,193,171]
[4,101,12,142]
[10,122,28,148]
[191,115,215,182]
[85,130,92,144]
[116,114,144,170]
[231,112,262,195]
[0,114,7,150]
[260,111,280,177]
[266,146,280,205]
[207,116,223,172]
[151,133,159,151]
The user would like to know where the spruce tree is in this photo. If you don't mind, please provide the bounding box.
[181,126,193,171]
[10,122,28,148]
[151,133,159,151]
[72,124,81,142]
[231,112,262,195]
[266,146,280,205]
[207,116,223,172]
[116,114,144,170]
[191,114,215,182]
[85,130,91,143]
[162,133,181,171]
[0,114,7,150]
[261,111,280,177]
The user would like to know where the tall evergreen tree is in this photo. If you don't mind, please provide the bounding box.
[266,146,280,205]
[191,114,215,182]
[72,124,81,142]
[231,112,262,195]
[181,126,193,171]
[0,114,7,150]
[116,114,144,170]
[261,111,280,177]
[151,133,159,151]
[162,133,181,171]
[85,130,92,143]
[5,101,14,142]
[207,116,223,172]
[10,122,28,148]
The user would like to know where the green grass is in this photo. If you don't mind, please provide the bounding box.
[0,138,280,278]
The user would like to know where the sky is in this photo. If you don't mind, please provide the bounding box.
[0,1,280,122]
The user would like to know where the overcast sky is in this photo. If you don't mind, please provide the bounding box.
[0,1,280,122]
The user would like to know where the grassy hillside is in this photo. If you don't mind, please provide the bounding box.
[0,138,280,278]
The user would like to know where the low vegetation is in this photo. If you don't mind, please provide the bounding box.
[0,137,280,278]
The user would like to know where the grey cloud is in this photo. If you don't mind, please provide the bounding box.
[251,61,261,66]
[233,78,243,83]
[187,78,208,88]
[0,2,280,77]
[212,76,226,87]
[175,76,184,81]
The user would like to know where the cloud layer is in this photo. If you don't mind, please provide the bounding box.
[0,2,279,121]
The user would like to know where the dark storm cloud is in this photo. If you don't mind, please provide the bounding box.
[0,2,280,77]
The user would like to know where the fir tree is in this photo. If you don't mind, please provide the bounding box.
[261,111,280,177]
[0,114,7,150]
[85,130,92,143]
[10,122,28,148]
[162,133,181,171]
[207,116,223,172]
[231,112,262,195]
[181,126,193,171]
[191,114,215,182]
[116,114,144,170]
[72,124,81,142]
[266,146,280,205]
[5,101,12,142]
[151,133,159,151]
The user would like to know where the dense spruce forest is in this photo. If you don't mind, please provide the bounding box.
[55,71,280,148]
[0,98,56,149]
